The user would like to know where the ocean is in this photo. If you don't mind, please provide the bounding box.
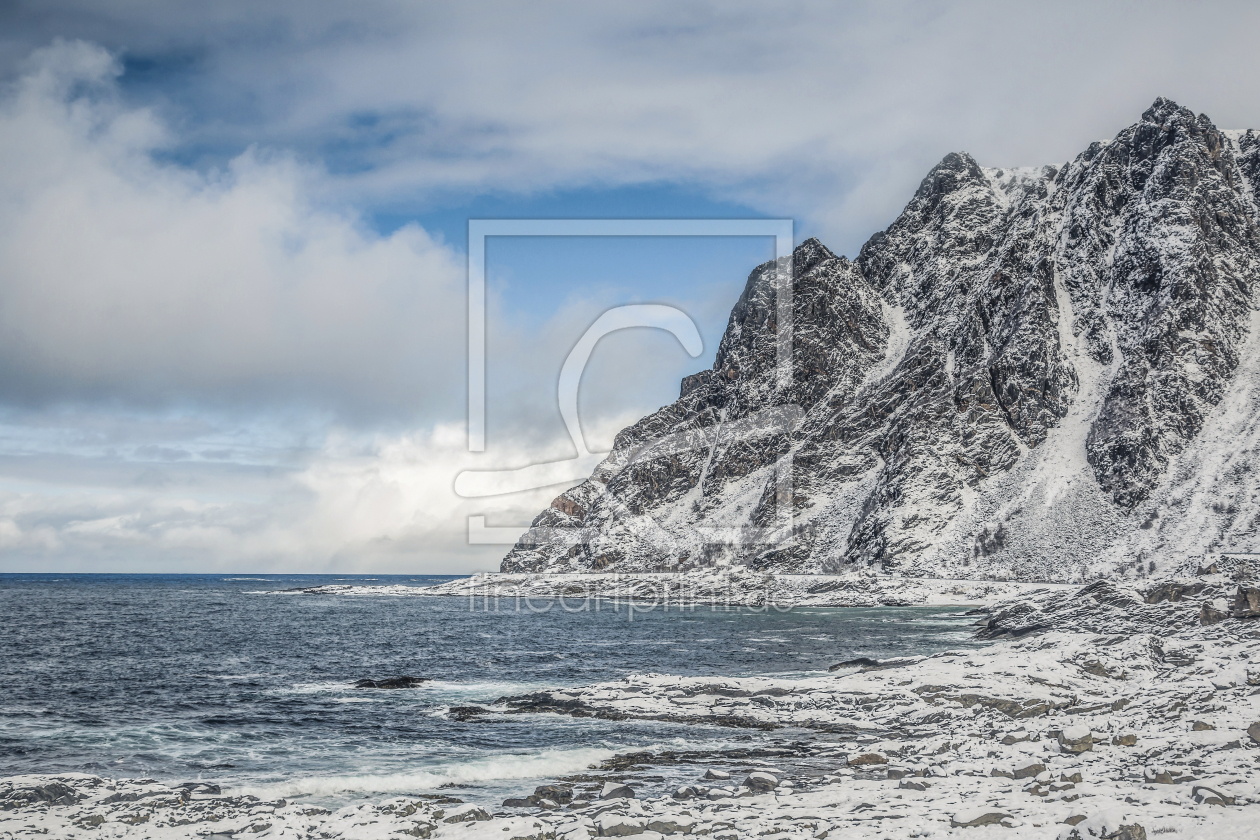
[0,574,982,808]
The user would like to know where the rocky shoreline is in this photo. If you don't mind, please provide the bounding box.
[290,568,1074,608]
[5,579,1259,839]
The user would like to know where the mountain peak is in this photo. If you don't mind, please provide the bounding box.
[502,102,1260,582]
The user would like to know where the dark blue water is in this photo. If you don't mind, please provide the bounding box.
[0,574,980,805]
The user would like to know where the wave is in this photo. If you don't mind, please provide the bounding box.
[237,746,618,799]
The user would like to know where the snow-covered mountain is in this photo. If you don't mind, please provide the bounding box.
[502,98,1260,583]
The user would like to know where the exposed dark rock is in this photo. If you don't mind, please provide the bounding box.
[502,99,1260,581]
[828,657,880,671]
[1232,586,1260,618]
[447,705,493,722]
[951,811,1011,828]
[353,677,428,689]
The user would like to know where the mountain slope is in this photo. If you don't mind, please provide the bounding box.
[502,99,1260,582]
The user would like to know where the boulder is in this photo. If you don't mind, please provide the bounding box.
[1013,761,1046,780]
[950,809,1011,828]
[1192,785,1236,806]
[1192,721,1215,731]
[1000,729,1030,745]
[531,784,573,805]
[742,772,778,792]
[1111,734,1137,746]
[1248,721,1260,745]
[600,782,636,800]
[1199,603,1229,625]
[898,779,929,791]
[702,769,730,781]
[672,786,697,801]
[1231,586,1260,619]
[597,815,646,837]
[648,817,698,835]
[1058,725,1093,754]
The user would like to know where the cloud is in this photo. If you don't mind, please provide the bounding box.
[4,2,1260,254]
[2,4,1259,571]
[0,410,647,572]
[0,39,468,421]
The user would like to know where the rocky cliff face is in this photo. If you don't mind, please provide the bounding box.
[502,99,1260,582]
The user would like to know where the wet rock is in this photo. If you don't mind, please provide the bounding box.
[742,772,778,792]
[178,782,222,796]
[3,782,79,807]
[353,676,428,689]
[599,781,636,800]
[530,784,573,806]
[448,705,493,721]
[829,657,880,671]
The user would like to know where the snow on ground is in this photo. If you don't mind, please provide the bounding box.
[393,569,1069,607]
[5,583,1258,839]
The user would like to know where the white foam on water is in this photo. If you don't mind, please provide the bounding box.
[236,746,619,800]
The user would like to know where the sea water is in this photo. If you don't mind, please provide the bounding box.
[0,574,981,806]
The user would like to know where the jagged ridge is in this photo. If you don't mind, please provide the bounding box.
[503,98,1260,581]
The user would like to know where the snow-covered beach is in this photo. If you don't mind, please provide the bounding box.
[5,577,1257,839]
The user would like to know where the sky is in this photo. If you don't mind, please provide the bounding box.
[0,1,1258,573]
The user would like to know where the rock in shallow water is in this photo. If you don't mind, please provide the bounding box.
[599,781,635,800]
[742,772,778,792]
[352,676,428,689]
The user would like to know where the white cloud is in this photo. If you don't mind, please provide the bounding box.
[0,411,646,572]
[3,3,1260,571]
[5,2,1256,253]
[0,39,468,419]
